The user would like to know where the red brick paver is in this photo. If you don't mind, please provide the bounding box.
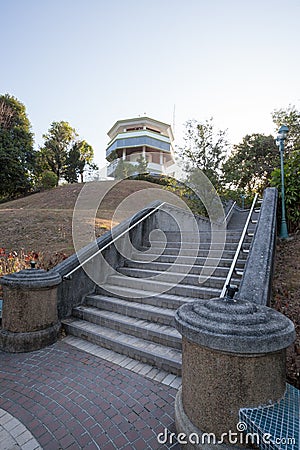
[0,341,180,449]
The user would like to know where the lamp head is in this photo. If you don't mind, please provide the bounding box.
[278,125,289,140]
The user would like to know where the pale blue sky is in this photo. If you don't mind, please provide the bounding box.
[1,0,300,168]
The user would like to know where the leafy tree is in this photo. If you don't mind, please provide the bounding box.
[63,140,97,183]
[0,94,35,199]
[222,134,278,194]
[271,150,300,232]
[178,118,229,190]
[63,146,79,183]
[39,121,77,185]
[136,155,149,175]
[221,187,254,209]
[114,158,136,179]
[72,140,96,183]
[272,105,300,153]
[39,124,96,184]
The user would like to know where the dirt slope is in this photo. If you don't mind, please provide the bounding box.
[271,233,300,389]
[0,180,182,256]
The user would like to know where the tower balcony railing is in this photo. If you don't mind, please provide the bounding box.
[106,131,172,158]
[107,160,168,177]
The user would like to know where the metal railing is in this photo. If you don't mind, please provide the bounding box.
[63,202,166,280]
[224,201,236,223]
[220,194,259,298]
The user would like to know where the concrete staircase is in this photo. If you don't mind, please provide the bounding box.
[62,225,253,376]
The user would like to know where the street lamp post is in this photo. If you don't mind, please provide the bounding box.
[240,193,246,209]
[276,125,289,239]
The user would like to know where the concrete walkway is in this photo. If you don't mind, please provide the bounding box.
[0,408,41,450]
[0,340,180,450]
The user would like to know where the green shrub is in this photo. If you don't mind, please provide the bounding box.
[39,171,58,190]
[271,150,300,232]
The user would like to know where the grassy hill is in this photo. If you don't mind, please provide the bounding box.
[0,179,183,259]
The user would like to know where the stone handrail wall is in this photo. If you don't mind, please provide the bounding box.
[154,201,228,234]
[54,200,163,319]
[237,187,278,306]
[173,187,296,448]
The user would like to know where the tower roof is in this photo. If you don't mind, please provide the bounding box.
[107,116,174,141]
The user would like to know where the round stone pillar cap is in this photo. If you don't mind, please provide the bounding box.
[175,298,295,354]
[0,269,62,289]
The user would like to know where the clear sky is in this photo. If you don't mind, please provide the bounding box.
[1,0,300,169]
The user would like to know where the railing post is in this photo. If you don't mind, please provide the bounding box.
[174,297,295,449]
[0,269,61,352]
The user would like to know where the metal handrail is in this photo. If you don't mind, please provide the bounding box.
[63,202,166,280]
[224,201,236,223]
[220,194,258,298]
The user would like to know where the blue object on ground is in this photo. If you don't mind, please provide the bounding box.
[240,383,299,450]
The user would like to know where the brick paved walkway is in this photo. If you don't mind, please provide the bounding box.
[0,340,180,450]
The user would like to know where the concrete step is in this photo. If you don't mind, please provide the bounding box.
[62,318,182,375]
[73,304,181,349]
[154,233,251,245]
[150,240,249,251]
[132,247,239,259]
[102,275,221,299]
[61,222,251,378]
[126,254,247,267]
[123,259,246,276]
[117,267,239,289]
[85,294,176,326]
[94,287,203,309]
[158,230,245,241]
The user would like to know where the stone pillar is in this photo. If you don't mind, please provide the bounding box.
[0,269,62,353]
[122,148,126,160]
[174,297,295,449]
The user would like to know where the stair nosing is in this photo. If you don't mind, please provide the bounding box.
[84,295,177,321]
[106,273,223,292]
[63,318,181,369]
[73,305,181,341]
